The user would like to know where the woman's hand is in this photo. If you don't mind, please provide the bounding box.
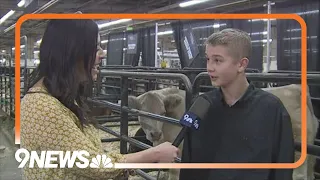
[124,141,179,163]
[151,142,180,163]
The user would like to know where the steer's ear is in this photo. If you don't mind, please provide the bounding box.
[163,94,183,112]
[128,96,142,110]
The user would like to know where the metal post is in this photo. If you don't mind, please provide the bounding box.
[120,76,128,154]
[9,52,12,118]
[266,1,272,72]
[0,64,2,110]
[21,36,28,95]
[155,23,158,67]
[96,72,102,97]
[4,63,7,114]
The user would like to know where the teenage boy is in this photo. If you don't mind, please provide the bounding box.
[179,28,295,180]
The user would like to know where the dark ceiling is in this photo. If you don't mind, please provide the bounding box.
[0,0,301,49]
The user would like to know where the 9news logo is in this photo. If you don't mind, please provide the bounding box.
[183,114,194,123]
[182,113,199,129]
[15,148,114,169]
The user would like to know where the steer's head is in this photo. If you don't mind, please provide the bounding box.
[128,91,184,144]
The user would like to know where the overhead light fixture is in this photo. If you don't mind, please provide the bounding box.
[283,36,317,40]
[251,39,272,43]
[179,0,209,8]
[251,31,268,35]
[158,30,173,36]
[0,10,15,25]
[101,40,108,44]
[296,10,319,15]
[34,59,40,65]
[36,39,42,44]
[17,0,26,7]
[12,45,25,50]
[286,28,301,32]
[249,19,276,22]
[4,23,16,33]
[98,19,132,29]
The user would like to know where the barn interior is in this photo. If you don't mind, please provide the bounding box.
[0,0,320,180]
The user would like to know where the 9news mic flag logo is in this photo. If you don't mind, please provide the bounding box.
[180,112,199,130]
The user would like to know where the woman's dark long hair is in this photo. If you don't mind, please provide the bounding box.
[28,19,99,128]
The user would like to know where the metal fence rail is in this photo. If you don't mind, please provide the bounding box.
[88,99,181,126]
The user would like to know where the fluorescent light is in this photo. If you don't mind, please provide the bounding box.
[192,23,226,30]
[101,40,108,44]
[212,24,220,28]
[296,10,319,15]
[286,28,301,32]
[0,10,15,25]
[1,50,5,53]
[158,30,173,36]
[179,0,209,8]
[158,22,171,26]
[36,39,42,44]
[4,23,16,33]
[34,50,40,53]
[251,31,268,35]
[251,39,272,43]
[283,36,317,40]
[262,39,272,43]
[249,19,276,22]
[17,0,25,7]
[12,45,25,50]
[98,19,132,29]
[34,59,40,65]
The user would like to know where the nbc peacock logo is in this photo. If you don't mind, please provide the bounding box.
[90,154,113,168]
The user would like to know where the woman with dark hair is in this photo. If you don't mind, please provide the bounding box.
[20,19,179,180]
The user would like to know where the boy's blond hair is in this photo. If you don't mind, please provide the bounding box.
[205,28,252,60]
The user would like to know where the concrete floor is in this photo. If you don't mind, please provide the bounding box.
[0,114,22,180]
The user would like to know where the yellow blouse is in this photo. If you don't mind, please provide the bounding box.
[20,86,128,180]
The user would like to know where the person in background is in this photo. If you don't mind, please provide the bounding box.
[92,45,104,82]
[20,19,179,180]
[179,28,295,180]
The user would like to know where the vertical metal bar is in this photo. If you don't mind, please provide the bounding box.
[155,23,158,67]
[0,64,3,110]
[120,76,128,154]
[96,71,102,96]
[22,36,28,95]
[266,1,272,72]
[4,64,7,114]
[9,51,12,118]
[132,79,137,96]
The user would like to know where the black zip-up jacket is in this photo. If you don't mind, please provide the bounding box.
[179,83,295,180]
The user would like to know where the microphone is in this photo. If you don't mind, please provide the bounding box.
[172,96,211,147]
